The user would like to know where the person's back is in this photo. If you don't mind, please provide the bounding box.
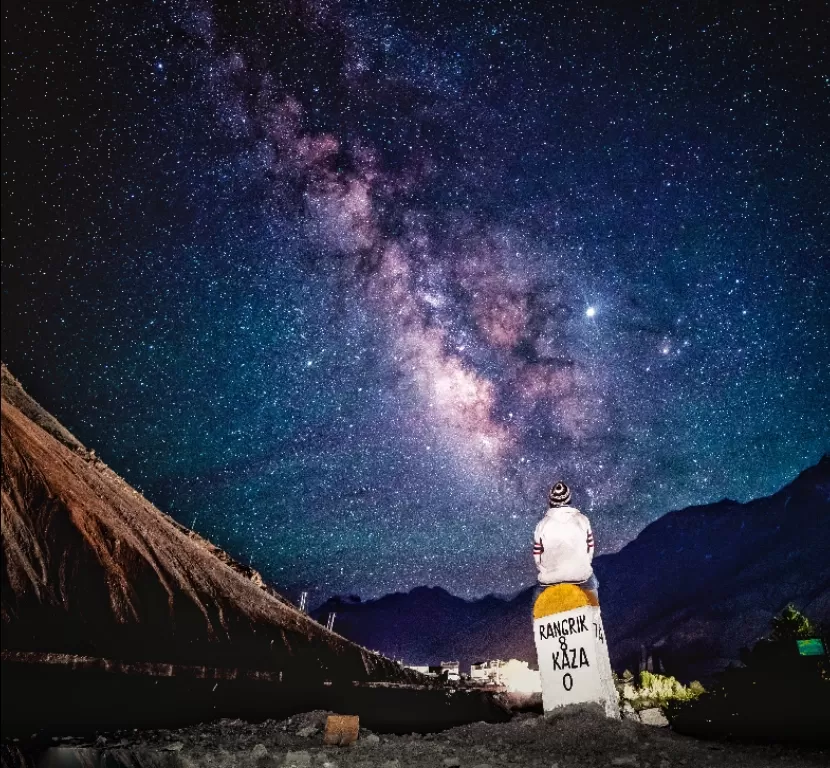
[532,481,597,598]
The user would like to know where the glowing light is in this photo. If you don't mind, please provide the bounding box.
[586,306,596,318]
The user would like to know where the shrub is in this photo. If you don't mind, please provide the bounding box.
[614,670,703,712]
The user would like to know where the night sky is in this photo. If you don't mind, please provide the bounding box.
[2,1,828,604]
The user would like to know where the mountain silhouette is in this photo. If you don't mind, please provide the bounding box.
[316,456,830,680]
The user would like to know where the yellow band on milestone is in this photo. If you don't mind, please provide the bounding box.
[533,583,598,619]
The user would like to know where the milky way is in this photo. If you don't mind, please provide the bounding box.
[2,1,828,603]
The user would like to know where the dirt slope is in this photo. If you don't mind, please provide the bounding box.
[0,364,413,685]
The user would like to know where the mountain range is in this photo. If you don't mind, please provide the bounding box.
[3,357,826,693]
[315,455,830,681]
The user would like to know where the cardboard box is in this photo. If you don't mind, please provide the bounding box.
[323,714,360,746]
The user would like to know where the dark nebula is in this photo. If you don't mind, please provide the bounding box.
[3,1,828,603]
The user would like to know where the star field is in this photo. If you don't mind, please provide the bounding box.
[2,1,828,604]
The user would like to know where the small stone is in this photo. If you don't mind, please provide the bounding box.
[297,727,317,738]
[163,742,185,752]
[361,733,380,746]
[639,708,669,728]
[381,761,401,768]
[621,704,640,722]
[284,750,312,767]
[611,757,639,767]
[252,744,269,758]
[443,758,461,768]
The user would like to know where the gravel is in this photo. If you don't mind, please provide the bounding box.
[6,705,828,768]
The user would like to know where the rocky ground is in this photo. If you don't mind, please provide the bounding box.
[4,706,827,768]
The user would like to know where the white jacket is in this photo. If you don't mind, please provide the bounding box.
[532,505,595,585]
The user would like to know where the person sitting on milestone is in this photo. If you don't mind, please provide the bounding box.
[532,481,598,602]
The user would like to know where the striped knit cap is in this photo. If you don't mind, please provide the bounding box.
[548,481,572,507]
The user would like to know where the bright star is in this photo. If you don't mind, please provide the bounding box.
[586,306,596,318]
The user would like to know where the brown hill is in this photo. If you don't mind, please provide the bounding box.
[0,364,414,686]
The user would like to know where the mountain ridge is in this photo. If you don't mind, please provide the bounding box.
[315,454,830,679]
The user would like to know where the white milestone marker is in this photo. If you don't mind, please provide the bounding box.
[533,584,619,718]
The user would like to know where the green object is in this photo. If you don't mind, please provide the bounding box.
[796,638,826,656]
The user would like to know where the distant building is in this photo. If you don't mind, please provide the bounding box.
[404,664,433,676]
[470,658,503,685]
[427,660,460,681]
[470,659,542,693]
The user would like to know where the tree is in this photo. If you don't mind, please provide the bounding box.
[769,603,816,642]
